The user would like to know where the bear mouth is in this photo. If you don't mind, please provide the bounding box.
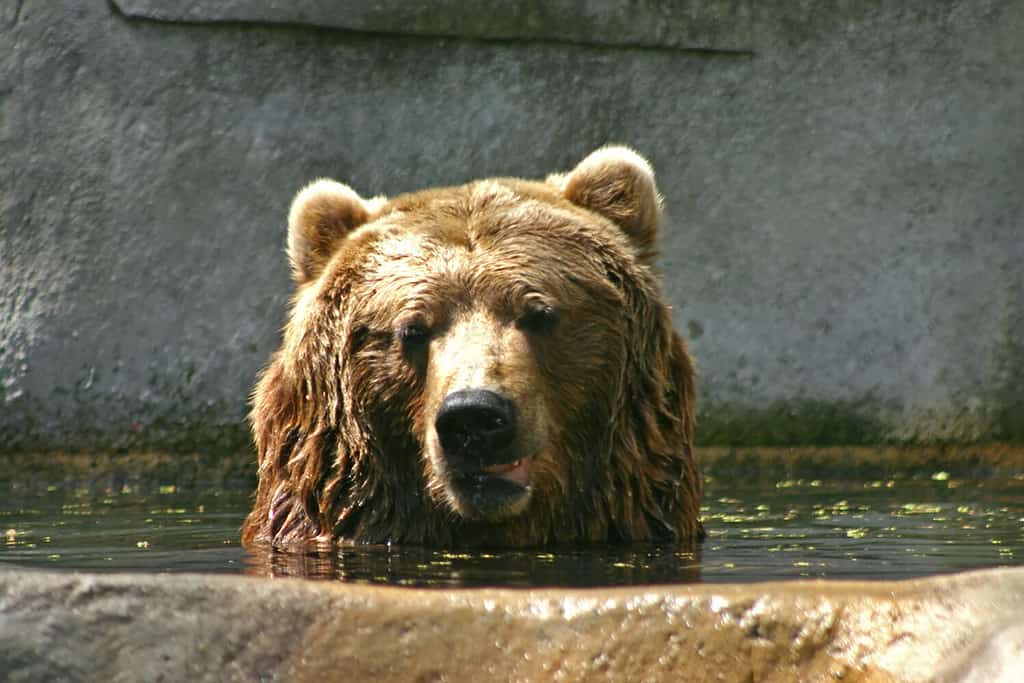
[447,455,535,521]
[479,456,532,485]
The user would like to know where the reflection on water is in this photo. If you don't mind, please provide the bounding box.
[244,542,702,587]
[2,466,1022,586]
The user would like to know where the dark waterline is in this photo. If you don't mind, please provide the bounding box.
[3,463,1022,586]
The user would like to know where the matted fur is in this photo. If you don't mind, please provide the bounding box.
[242,147,702,547]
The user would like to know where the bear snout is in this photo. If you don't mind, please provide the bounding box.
[434,389,518,469]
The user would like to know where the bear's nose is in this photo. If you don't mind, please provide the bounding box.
[435,389,517,463]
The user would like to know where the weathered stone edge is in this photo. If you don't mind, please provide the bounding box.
[108,0,755,53]
[1,565,1021,681]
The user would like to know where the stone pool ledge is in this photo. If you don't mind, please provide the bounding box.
[1,566,1021,682]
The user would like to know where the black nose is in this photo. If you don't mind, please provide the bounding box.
[435,389,517,461]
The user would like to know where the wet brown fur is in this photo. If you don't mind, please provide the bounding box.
[242,148,702,547]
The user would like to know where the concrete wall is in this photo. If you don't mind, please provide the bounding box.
[1,1,1022,451]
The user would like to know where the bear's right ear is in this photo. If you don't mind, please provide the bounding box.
[287,179,383,285]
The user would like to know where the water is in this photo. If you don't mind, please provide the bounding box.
[2,459,1022,586]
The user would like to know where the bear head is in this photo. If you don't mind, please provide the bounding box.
[242,147,701,547]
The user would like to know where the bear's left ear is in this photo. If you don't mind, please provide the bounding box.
[556,146,663,263]
[287,179,384,285]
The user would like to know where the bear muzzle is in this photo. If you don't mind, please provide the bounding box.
[434,388,535,519]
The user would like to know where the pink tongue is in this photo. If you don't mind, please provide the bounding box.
[482,458,531,485]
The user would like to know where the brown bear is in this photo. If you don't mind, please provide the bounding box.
[241,147,702,548]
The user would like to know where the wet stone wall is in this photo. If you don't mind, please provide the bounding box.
[3,566,1024,682]
[1,1,1022,451]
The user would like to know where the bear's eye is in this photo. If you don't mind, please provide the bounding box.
[517,302,560,334]
[398,322,431,351]
[349,325,371,352]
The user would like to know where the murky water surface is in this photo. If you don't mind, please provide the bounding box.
[2,465,1022,586]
